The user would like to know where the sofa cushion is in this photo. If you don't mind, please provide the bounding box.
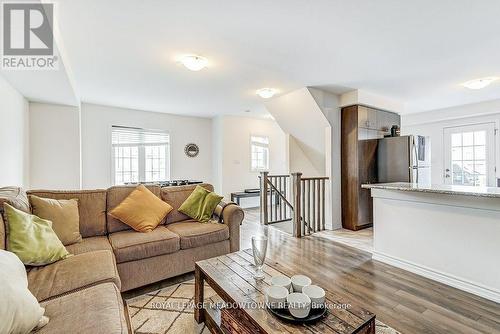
[39,282,129,334]
[178,185,223,223]
[27,190,107,238]
[109,226,180,263]
[0,187,31,250]
[0,186,30,214]
[65,236,112,255]
[167,220,229,249]
[27,250,121,302]
[161,184,214,224]
[108,185,172,233]
[4,203,70,266]
[0,214,4,250]
[29,195,82,246]
[106,185,161,233]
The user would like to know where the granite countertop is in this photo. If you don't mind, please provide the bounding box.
[361,182,500,198]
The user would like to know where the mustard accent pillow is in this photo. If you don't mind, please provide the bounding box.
[3,203,70,266]
[109,184,173,232]
[29,195,82,246]
[178,185,223,223]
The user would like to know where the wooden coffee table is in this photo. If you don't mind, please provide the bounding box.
[194,249,375,333]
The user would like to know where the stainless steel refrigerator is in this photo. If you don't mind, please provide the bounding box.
[377,135,431,184]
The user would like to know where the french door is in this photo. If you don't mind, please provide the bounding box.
[443,123,496,186]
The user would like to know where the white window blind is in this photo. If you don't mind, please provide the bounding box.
[111,126,170,184]
[251,135,269,171]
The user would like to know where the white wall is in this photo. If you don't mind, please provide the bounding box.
[288,135,320,175]
[309,88,342,230]
[0,76,29,187]
[265,88,330,175]
[29,102,81,189]
[402,100,500,186]
[212,115,288,207]
[340,89,405,113]
[81,103,213,189]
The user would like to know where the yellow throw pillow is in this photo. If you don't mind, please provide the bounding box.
[29,195,82,246]
[108,184,173,232]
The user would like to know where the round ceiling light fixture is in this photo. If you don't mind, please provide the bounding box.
[256,88,278,99]
[461,77,498,90]
[180,55,208,71]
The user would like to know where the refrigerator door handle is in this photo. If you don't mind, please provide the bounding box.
[412,136,419,183]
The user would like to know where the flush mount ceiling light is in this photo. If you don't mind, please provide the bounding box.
[256,88,278,99]
[180,55,208,71]
[461,77,498,90]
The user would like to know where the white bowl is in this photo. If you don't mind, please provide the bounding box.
[265,286,288,309]
[286,293,311,318]
[302,285,325,308]
[291,275,312,292]
[271,275,292,291]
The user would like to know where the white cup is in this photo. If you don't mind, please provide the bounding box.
[302,285,325,308]
[271,275,292,291]
[286,293,311,318]
[291,275,311,292]
[265,286,288,309]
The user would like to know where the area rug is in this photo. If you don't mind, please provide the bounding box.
[126,279,401,334]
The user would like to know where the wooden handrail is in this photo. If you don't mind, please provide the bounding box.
[301,176,329,180]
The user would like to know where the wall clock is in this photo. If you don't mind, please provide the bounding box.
[184,143,199,158]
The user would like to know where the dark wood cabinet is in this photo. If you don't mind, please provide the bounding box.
[341,105,400,230]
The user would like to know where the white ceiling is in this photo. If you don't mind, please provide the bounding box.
[6,0,500,117]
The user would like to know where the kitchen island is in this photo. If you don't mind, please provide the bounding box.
[362,182,500,303]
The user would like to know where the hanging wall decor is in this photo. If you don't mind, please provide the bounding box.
[184,143,199,157]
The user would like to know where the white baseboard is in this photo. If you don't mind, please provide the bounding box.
[372,251,500,303]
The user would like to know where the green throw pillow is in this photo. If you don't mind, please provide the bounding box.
[178,186,223,223]
[4,203,70,266]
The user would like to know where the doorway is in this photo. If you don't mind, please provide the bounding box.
[443,123,496,186]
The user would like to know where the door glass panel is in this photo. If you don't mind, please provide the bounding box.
[475,161,486,175]
[451,147,462,160]
[463,132,474,146]
[474,131,486,145]
[451,133,462,147]
[474,146,486,160]
[447,127,492,186]
[462,146,474,160]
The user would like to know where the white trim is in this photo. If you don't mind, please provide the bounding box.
[372,251,500,303]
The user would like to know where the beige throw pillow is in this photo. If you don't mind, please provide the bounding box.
[29,195,82,245]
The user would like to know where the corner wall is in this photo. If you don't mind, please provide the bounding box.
[29,102,81,189]
[0,75,29,187]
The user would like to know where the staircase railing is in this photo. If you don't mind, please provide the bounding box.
[260,172,329,237]
[259,173,293,225]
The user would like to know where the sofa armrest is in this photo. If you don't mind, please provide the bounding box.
[214,202,244,252]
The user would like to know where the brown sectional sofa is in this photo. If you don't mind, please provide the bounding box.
[0,183,243,334]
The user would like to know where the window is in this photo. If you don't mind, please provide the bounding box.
[444,123,496,187]
[111,126,170,185]
[251,135,269,171]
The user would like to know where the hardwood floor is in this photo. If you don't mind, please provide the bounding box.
[240,208,500,334]
[315,227,374,253]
